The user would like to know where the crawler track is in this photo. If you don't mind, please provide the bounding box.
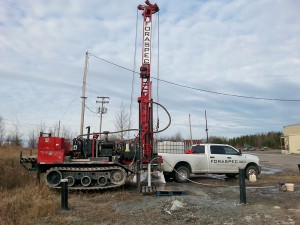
[45,166,128,190]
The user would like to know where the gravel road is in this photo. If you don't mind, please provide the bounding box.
[251,150,300,172]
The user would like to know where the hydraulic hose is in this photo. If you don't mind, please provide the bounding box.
[153,101,171,133]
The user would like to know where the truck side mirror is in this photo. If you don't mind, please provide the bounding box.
[239,149,242,155]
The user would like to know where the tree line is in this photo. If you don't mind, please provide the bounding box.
[207,131,283,149]
[155,130,283,149]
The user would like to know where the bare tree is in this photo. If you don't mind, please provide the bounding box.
[48,127,56,136]
[0,116,6,146]
[36,121,47,136]
[10,120,23,146]
[169,131,183,141]
[114,103,129,141]
[157,131,183,141]
[5,134,12,147]
[49,122,60,137]
[28,129,37,148]
[60,125,73,139]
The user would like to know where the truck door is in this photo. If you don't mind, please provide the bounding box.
[223,145,244,173]
[190,145,208,173]
[208,145,227,173]
[208,145,243,173]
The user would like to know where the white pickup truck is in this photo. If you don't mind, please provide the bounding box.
[159,143,261,183]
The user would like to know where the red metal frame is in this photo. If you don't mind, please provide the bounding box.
[137,1,159,162]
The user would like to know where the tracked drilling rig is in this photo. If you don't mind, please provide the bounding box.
[20,1,164,191]
[137,0,159,163]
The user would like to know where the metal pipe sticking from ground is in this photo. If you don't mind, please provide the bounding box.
[61,179,69,210]
[148,163,151,187]
[239,168,246,204]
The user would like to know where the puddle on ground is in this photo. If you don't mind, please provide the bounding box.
[207,174,227,180]
[261,166,283,174]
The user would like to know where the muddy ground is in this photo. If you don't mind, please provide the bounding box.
[31,150,300,225]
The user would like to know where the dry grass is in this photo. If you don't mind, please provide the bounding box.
[0,147,138,225]
[0,147,58,225]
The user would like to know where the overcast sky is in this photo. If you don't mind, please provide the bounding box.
[1,0,300,141]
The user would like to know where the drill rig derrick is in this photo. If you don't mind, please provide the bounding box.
[137,0,159,163]
[20,1,163,192]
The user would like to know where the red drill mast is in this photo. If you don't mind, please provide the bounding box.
[137,1,159,162]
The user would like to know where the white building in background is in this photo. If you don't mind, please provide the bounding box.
[282,124,300,154]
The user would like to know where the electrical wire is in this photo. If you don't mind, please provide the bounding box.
[2,118,40,127]
[89,53,134,74]
[2,118,56,132]
[59,87,82,121]
[155,12,160,131]
[84,103,99,117]
[88,53,300,102]
[157,12,160,121]
[129,8,139,133]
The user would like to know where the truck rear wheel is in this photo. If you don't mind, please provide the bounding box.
[174,166,190,183]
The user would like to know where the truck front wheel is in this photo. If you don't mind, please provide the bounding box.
[245,165,258,179]
[174,166,190,183]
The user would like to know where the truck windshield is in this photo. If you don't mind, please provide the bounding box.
[224,146,239,155]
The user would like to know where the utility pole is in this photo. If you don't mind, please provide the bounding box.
[189,114,193,146]
[80,51,89,136]
[205,110,209,143]
[96,97,110,139]
[58,120,61,137]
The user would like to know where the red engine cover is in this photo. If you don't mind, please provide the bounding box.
[37,136,70,163]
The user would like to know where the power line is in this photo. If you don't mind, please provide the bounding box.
[154,78,300,102]
[88,53,300,102]
[60,87,82,121]
[129,7,139,132]
[85,104,99,116]
[3,118,41,127]
[89,53,134,74]
[2,118,56,131]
